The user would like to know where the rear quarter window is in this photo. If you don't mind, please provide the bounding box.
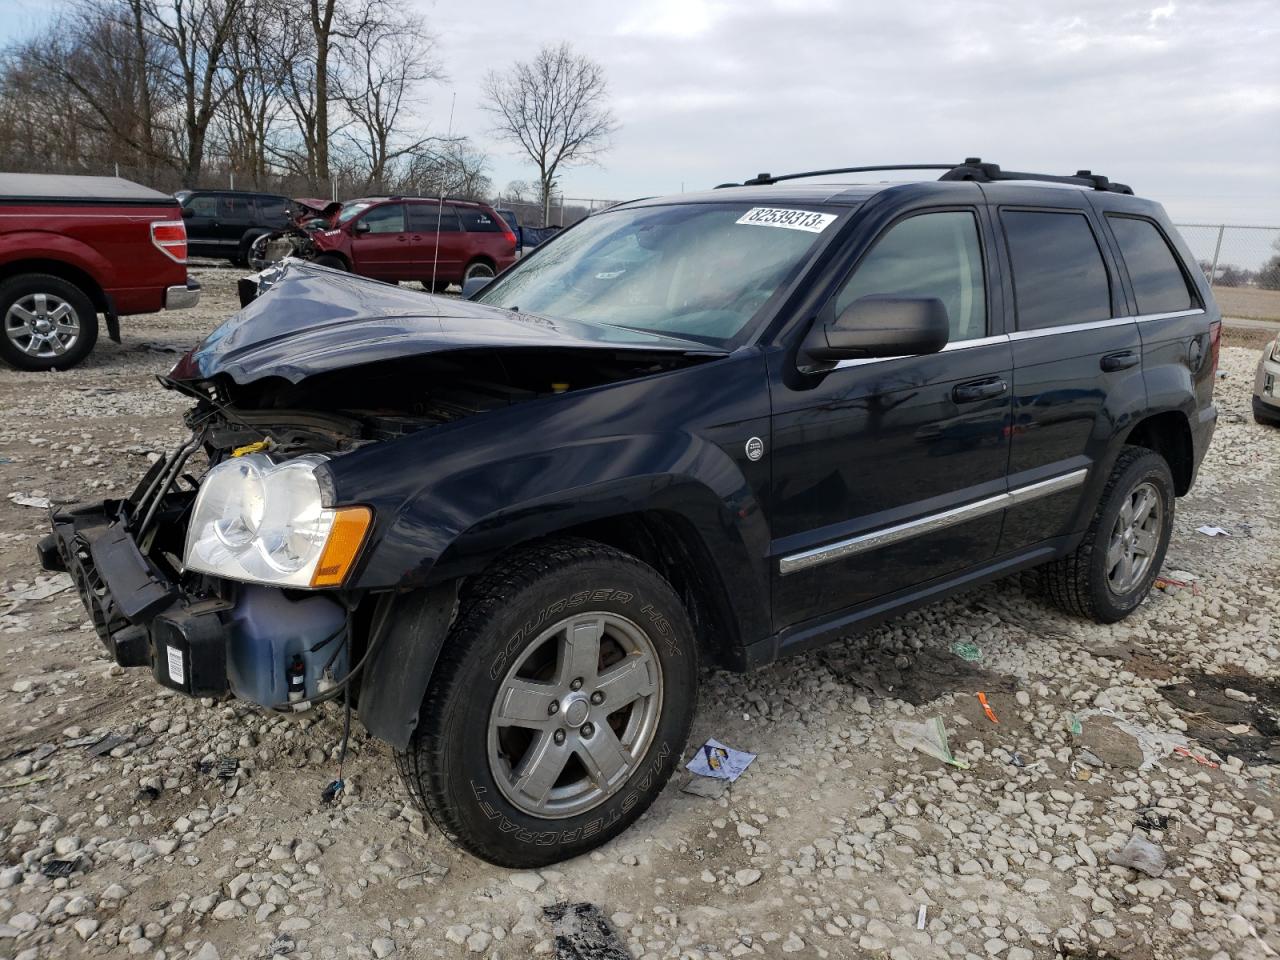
[1107,215,1195,315]
[1002,210,1112,330]
[457,207,502,232]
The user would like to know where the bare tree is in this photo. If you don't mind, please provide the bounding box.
[214,0,291,185]
[401,138,491,199]
[483,42,617,226]
[336,14,443,190]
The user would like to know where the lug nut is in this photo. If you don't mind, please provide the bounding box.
[548,700,560,716]
[590,691,604,705]
[580,723,594,738]
[570,677,584,691]
[553,730,566,745]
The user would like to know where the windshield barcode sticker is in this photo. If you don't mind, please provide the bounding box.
[736,207,837,233]
[166,646,185,685]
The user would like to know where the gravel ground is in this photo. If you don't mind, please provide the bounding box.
[1,268,1278,960]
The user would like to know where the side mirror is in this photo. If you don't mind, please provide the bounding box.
[353,221,371,235]
[180,206,194,219]
[461,276,493,299]
[801,296,950,364]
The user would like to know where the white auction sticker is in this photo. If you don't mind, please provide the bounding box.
[736,207,837,233]
[166,645,185,685]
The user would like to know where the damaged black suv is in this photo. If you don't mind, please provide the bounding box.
[41,160,1219,867]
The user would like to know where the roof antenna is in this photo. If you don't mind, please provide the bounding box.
[430,91,457,296]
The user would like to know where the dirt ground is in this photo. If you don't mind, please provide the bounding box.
[1215,286,1280,324]
[1,266,1278,960]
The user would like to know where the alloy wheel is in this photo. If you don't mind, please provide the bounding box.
[486,611,663,819]
[4,292,80,358]
[1106,480,1162,593]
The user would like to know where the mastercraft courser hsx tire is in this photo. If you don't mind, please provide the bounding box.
[396,538,698,867]
[1040,445,1175,624]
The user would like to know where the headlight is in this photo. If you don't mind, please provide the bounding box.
[184,453,370,588]
[1271,339,1280,363]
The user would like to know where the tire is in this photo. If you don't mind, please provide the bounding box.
[463,259,496,283]
[396,538,698,867]
[0,273,99,371]
[421,279,451,293]
[1040,446,1175,624]
[313,254,347,270]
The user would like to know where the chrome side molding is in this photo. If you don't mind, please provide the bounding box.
[778,468,1088,576]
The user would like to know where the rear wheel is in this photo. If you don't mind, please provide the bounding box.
[0,274,99,371]
[396,539,698,867]
[463,259,496,284]
[1040,446,1175,623]
[314,254,347,270]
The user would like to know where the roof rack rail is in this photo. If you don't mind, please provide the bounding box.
[940,159,1133,194]
[723,158,1132,194]
[733,164,959,187]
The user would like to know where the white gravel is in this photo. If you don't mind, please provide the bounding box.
[1,271,1277,959]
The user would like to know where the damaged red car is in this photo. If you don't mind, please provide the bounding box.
[250,196,517,291]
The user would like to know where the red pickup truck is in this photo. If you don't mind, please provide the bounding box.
[0,173,200,371]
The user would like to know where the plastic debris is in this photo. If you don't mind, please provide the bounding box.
[891,717,969,769]
[686,739,755,782]
[1008,751,1026,767]
[216,757,239,780]
[544,902,631,960]
[1067,714,1083,736]
[1071,708,1196,771]
[0,771,55,788]
[916,904,928,930]
[950,641,981,662]
[136,784,161,802]
[977,692,999,724]
[7,493,51,509]
[1136,809,1171,831]
[320,779,345,804]
[1196,525,1231,537]
[41,858,80,879]
[1173,745,1219,768]
[1108,830,1168,877]
[86,733,128,757]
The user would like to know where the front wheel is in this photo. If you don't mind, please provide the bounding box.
[313,254,347,271]
[1040,446,1175,623]
[396,539,698,867]
[0,274,99,371]
[463,260,495,284]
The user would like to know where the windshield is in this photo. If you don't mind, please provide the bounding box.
[336,201,373,224]
[474,201,843,345]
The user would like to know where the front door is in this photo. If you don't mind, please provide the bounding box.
[768,207,1012,633]
[351,203,409,280]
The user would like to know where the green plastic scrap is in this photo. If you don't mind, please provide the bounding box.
[1067,714,1083,736]
[951,641,982,662]
[891,716,970,769]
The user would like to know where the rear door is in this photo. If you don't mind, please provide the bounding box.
[992,192,1145,553]
[768,203,1014,631]
[351,203,409,280]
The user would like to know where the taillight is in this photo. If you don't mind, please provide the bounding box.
[1208,320,1221,378]
[502,225,517,248]
[151,220,188,263]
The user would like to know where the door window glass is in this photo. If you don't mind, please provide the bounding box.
[360,203,405,234]
[408,203,461,232]
[186,195,217,218]
[1107,216,1194,314]
[218,195,253,221]
[835,211,987,341]
[1002,210,1111,329]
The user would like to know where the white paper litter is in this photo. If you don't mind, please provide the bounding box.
[1196,525,1231,537]
[685,738,756,782]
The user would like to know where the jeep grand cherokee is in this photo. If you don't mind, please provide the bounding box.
[40,159,1218,867]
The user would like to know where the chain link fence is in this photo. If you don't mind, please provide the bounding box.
[1174,223,1280,322]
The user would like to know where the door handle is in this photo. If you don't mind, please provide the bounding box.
[1101,351,1140,372]
[952,378,1008,403]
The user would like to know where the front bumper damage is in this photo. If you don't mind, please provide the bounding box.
[39,498,231,698]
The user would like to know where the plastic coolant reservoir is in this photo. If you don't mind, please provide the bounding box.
[225,585,348,708]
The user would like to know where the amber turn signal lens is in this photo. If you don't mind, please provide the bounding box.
[310,506,372,588]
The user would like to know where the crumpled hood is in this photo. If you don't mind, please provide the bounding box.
[169,260,723,385]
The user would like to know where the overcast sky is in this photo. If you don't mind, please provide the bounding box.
[2,0,1277,228]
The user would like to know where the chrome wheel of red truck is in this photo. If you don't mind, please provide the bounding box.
[0,274,98,371]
